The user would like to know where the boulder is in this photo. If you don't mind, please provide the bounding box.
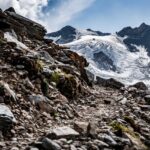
[29,94,55,113]
[42,138,61,150]
[50,70,83,99]
[47,126,79,139]
[0,104,16,133]
[74,121,89,135]
[87,122,98,138]
[131,82,148,91]
[96,77,124,89]
[0,81,17,102]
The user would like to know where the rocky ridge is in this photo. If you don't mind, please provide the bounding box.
[0,8,150,150]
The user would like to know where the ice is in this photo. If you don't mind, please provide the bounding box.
[64,34,150,87]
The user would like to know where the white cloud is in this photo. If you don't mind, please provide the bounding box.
[0,0,95,32]
[0,0,48,20]
[44,0,95,31]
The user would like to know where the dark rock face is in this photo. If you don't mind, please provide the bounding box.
[0,7,46,40]
[117,23,150,55]
[96,77,124,89]
[131,82,148,91]
[93,51,116,71]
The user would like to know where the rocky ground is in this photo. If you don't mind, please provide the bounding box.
[0,8,150,150]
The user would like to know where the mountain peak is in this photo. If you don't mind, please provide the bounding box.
[61,25,75,30]
[46,26,110,44]
[139,22,150,30]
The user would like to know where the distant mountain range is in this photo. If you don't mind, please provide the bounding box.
[46,23,150,86]
[46,25,110,44]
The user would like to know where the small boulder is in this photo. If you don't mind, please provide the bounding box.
[144,95,150,105]
[74,121,89,135]
[47,126,79,139]
[42,138,61,150]
[0,104,16,133]
[96,77,124,89]
[29,94,55,113]
[131,82,148,91]
[87,122,98,138]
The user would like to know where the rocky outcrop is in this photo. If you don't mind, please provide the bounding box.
[0,7,46,41]
[96,76,125,89]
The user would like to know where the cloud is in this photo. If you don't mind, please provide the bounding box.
[0,0,48,20]
[0,0,95,32]
[43,0,95,31]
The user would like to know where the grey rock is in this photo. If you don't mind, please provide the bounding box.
[93,139,109,148]
[11,147,19,150]
[42,138,61,150]
[0,104,16,131]
[48,126,79,139]
[98,134,117,146]
[87,122,97,138]
[0,81,17,102]
[70,145,77,150]
[29,148,39,150]
[28,94,54,113]
[74,121,89,135]
[144,95,150,104]
[120,97,127,105]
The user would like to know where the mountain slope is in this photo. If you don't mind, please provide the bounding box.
[47,24,150,86]
[46,25,110,44]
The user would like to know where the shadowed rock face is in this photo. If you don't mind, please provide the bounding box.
[117,23,150,55]
[93,51,116,71]
[0,7,46,40]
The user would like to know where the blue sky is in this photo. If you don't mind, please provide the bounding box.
[1,0,150,33]
[46,0,150,32]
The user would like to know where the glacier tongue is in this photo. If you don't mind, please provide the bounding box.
[64,34,150,86]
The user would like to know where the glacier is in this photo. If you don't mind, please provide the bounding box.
[64,34,150,86]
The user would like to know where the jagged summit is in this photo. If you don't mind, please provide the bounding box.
[117,22,150,37]
[117,22,150,55]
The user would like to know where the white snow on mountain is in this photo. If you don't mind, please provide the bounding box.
[64,34,150,86]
